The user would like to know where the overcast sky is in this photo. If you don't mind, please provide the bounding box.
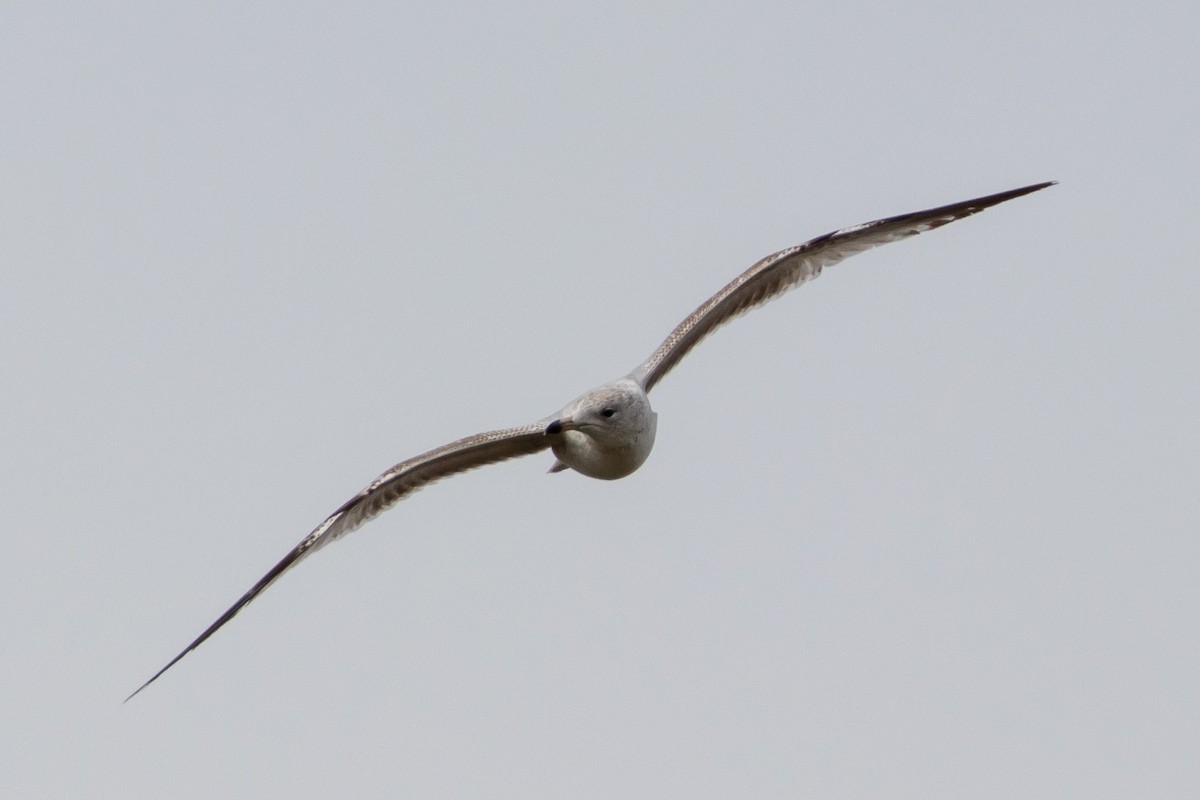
[3,2,1198,798]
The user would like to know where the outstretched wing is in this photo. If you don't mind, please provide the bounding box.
[127,423,552,701]
[630,182,1055,393]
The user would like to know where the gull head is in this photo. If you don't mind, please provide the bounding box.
[545,378,657,480]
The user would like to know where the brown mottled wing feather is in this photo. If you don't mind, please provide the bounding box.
[631,182,1055,393]
[127,423,551,701]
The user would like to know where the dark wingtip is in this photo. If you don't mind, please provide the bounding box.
[124,662,173,703]
[123,537,315,704]
[1014,179,1057,194]
[903,180,1057,233]
[124,640,202,702]
[970,180,1057,208]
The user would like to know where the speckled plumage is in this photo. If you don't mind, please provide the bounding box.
[128,181,1053,700]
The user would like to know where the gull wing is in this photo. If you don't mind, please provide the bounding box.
[127,423,551,700]
[630,182,1055,393]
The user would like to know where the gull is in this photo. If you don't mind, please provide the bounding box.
[127,181,1054,700]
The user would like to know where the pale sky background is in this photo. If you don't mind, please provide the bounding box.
[3,2,1198,798]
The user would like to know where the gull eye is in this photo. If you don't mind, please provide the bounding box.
[600,406,617,418]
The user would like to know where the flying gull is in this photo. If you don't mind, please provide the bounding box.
[127,181,1054,700]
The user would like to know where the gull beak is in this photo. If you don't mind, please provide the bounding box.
[545,417,576,435]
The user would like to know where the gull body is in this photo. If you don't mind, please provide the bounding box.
[547,378,657,479]
[128,181,1054,700]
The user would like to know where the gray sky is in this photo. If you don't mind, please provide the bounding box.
[3,2,1198,797]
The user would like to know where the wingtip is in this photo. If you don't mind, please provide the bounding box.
[993,180,1057,202]
[949,180,1056,217]
[123,666,168,703]
[123,679,152,704]
[1017,180,1057,195]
